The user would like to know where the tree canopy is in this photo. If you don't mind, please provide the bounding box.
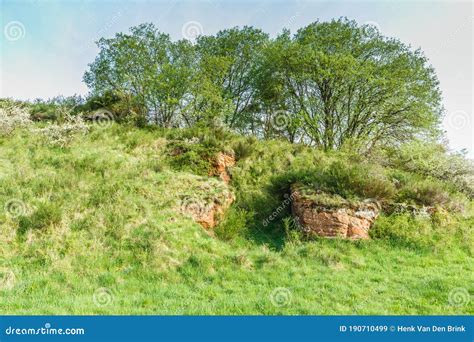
[84,18,442,151]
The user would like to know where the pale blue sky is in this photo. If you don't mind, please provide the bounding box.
[1,0,472,156]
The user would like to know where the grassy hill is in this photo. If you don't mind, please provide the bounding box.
[0,119,473,314]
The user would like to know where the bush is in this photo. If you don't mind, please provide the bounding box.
[214,207,251,241]
[370,210,469,251]
[387,140,474,198]
[232,137,256,160]
[33,115,89,147]
[166,127,235,175]
[324,161,396,200]
[30,102,60,121]
[390,170,467,211]
[0,103,32,135]
[396,179,451,207]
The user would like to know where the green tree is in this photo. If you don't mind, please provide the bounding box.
[181,55,233,128]
[196,26,269,131]
[84,23,195,127]
[259,18,442,150]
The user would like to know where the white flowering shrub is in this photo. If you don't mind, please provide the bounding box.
[34,114,89,147]
[388,141,474,199]
[0,104,32,135]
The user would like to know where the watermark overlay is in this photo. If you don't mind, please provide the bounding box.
[93,287,114,307]
[3,21,26,41]
[182,21,203,41]
[180,196,205,217]
[448,287,470,307]
[73,7,127,55]
[270,287,292,307]
[4,198,27,218]
[263,192,296,227]
[5,323,85,336]
[270,110,291,131]
[285,12,300,28]
[446,110,470,130]
[88,109,115,129]
[0,267,16,290]
[360,21,381,35]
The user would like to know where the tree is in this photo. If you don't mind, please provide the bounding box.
[84,23,195,127]
[196,26,269,131]
[258,18,442,150]
[181,55,233,128]
[84,19,442,151]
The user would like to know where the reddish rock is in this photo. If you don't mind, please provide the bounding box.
[209,152,235,183]
[181,190,234,229]
[291,184,380,240]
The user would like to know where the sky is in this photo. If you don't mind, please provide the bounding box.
[1,0,472,156]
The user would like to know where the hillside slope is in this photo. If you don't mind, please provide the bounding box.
[0,124,472,314]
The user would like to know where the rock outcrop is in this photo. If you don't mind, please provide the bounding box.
[290,184,380,240]
[178,175,235,229]
[181,190,234,229]
[209,152,235,184]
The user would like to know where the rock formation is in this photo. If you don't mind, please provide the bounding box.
[209,152,235,184]
[290,184,380,240]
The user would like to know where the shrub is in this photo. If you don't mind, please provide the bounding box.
[232,137,256,160]
[0,103,32,135]
[321,161,396,201]
[166,127,235,175]
[396,179,451,207]
[390,170,467,211]
[370,210,468,251]
[30,102,60,121]
[387,140,474,198]
[214,207,251,241]
[33,114,89,147]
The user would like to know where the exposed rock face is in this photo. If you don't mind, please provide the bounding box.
[209,152,235,184]
[180,188,235,229]
[291,184,380,240]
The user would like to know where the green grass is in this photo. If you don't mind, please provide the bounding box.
[0,124,472,314]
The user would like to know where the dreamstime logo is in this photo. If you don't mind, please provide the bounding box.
[180,196,205,217]
[270,110,290,131]
[4,21,26,41]
[360,21,381,35]
[93,287,114,306]
[270,287,292,307]
[0,268,16,290]
[286,13,300,27]
[182,21,203,41]
[4,199,27,218]
[448,287,471,307]
[263,192,296,227]
[446,110,470,130]
[90,109,115,129]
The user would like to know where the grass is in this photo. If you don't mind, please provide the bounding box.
[0,124,472,314]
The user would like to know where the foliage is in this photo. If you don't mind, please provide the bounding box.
[0,18,472,316]
[214,207,250,241]
[196,26,269,131]
[256,19,442,150]
[84,23,195,127]
[33,114,89,147]
[386,140,474,198]
[370,211,471,252]
[0,125,472,315]
[0,102,32,135]
[84,19,442,152]
[320,160,396,200]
